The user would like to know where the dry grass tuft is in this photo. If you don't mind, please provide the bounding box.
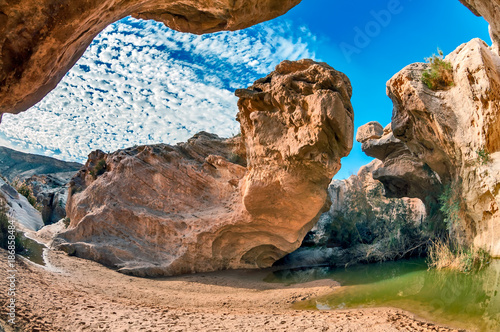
[427,239,490,273]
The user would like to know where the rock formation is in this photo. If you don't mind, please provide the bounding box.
[277,159,429,268]
[21,174,71,225]
[0,0,301,116]
[459,0,500,53]
[362,38,500,256]
[52,60,354,277]
[357,122,442,204]
[0,146,81,224]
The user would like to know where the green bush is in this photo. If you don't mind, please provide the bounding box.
[477,148,491,165]
[90,159,107,178]
[421,49,454,90]
[312,182,430,258]
[228,152,246,167]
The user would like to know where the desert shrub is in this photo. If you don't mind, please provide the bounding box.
[438,184,462,230]
[0,202,24,253]
[476,148,491,165]
[228,152,246,167]
[317,182,431,259]
[421,49,454,90]
[427,239,490,273]
[63,217,71,227]
[12,180,39,209]
[90,159,107,178]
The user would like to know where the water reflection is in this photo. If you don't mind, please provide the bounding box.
[267,259,500,331]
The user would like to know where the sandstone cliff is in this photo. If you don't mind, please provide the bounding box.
[0,0,300,116]
[361,39,500,256]
[52,60,354,276]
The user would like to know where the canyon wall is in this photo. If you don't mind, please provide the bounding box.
[0,0,300,116]
[52,60,354,276]
[362,39,500,256]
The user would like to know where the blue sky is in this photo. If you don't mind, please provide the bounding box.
[0,0,490,178]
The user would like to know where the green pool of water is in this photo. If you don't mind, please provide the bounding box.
[18,234,46,266]
[267,259,500,331]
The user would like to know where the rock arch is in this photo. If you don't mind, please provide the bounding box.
[0,0,300,115]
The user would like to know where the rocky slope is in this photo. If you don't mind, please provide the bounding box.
[0,0,300,116]
[0,146,81,224]
[361,38,500,256]
[0,178,44,232]
[52,60,354,277]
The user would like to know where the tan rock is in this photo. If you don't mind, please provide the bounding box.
[356,121,384,143]
[459,0,500,53]
[366,38,500,256]
[360,128,442,202]
[383,123,392,135]
[0,0,300,115]
[53,60,354,276]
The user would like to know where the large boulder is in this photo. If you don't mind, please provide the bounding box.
[52,60,354,276]
[0,0,300,115]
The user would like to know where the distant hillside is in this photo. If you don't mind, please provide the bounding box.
[0,146,82,181]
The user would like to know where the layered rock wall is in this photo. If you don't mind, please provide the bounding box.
[53,60,354,276]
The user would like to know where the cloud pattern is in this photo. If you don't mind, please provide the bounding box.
[0,17,317,162]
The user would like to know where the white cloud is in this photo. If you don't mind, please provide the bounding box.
[0,17,317,163]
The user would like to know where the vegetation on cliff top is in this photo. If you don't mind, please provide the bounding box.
[89,159,107,179]
[421,49,454,90]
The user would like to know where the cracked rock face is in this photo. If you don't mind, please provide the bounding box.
[362,39,500,256]
[0,0,300,115]
[52,60,354,276]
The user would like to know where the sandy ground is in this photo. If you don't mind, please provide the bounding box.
[0,249,464,332]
